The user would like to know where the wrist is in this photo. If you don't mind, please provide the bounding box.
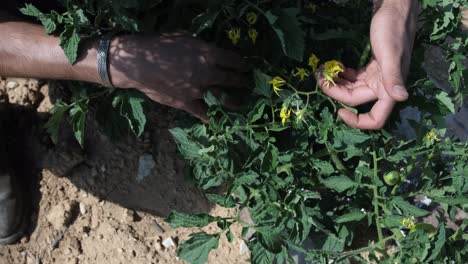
[107,35,136,89]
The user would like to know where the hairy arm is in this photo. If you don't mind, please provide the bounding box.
[0,10,100,84]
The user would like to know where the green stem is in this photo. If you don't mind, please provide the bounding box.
[372,151,384,244]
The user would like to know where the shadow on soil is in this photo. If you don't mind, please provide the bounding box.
[1,99,213,236]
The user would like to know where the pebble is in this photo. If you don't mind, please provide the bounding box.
[79,203,87,215]
[137,154,156,182]
[162,237,176,249]
[239,240,250,255]
[6,81,17,89]
[121,209,136,223]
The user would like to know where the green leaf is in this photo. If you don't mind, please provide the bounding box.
[333,126,371,148]
[266,8,305,61]
[426,224,446,262]
[19,4,44,17]
[382,215,404,228]
[250,241,275,264]
[433,196,468,205]
[44,100,69,144]
[225,231,234,243]
[69,102,88,147]
[121,93,147,137]
[258,231,283,253]
[192,8,220,34]
[170,128,203,160]
[322,176,357,193]
[311,159,335,175]
[60,25,81,64]
[20,4,57,33]
[205,193,236,208]
[392,197,430,217]
[336,211,366,224]
[321,234,345,252]
[178,232,219,264]
[435,91,455,114]
[253,70,272,99]
[166,211,217,228]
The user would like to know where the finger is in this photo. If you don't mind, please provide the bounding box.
[319,79,377,107]
[209,68,249,88]
[211,47,247,71]
[380,60,409,102]
[183,100,209,123]
[339,67,359,82]
[338,98,395,130]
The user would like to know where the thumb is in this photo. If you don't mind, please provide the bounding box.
[381,60,409,102]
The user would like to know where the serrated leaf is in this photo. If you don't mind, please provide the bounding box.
[392,197,430,217]
[205,193,236,208]
[253,70,272,98]
[20,4,57,33]
[19,4,43,17]
[44,100,69,144]
[266,8,305,61]
[192,8,220,34]
[433,196,468,205]
[382,215,405,228]
[250,241,275,264]
[336,211,366,224]
[69,102,87,147]
[178,232,219,264]
[322,176,357,193]
[426,224,446,262]
[170,127,203,159]
[435,91,455,114]
[311,159,335,175]
[124,94,146,137]
[165,211,217,228]
[60,25,80,64]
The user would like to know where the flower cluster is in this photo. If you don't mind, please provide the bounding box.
[322,60,344,88]
[226,12,259,45]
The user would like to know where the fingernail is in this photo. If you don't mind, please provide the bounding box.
[393,85,408,98]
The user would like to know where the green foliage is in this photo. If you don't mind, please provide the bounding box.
[27,0,468,263]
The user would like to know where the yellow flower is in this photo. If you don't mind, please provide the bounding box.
[322,60,344,88]
[402,217,416,229]
[269,76,286,96]
[308,53,320,72]
[424,129,440,144]
[280,106,292,125]
[292,67,310,81]
[227,28,241,45]
[248,28,258,44]
[246,12,258,25]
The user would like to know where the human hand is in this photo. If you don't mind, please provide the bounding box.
[109,32,247,122]
[319,0,419,130]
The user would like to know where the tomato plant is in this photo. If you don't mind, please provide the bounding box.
[22,0,467,263]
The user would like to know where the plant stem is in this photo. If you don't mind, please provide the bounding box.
[372,151,384,244]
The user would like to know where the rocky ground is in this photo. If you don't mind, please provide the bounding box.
[0,78,250,264]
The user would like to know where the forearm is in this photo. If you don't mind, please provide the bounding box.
[0,12,99,84]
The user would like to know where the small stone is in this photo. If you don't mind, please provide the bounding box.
[162,237,176,249]
[117,248,124,254]
[240,240,250,255]
[6,81,17,89]
[137,154,156,182]
[121,209,136,223]
[100,165,106,172]
[79,203,87,215]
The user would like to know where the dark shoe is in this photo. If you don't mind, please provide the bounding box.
[0,172,28,245]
